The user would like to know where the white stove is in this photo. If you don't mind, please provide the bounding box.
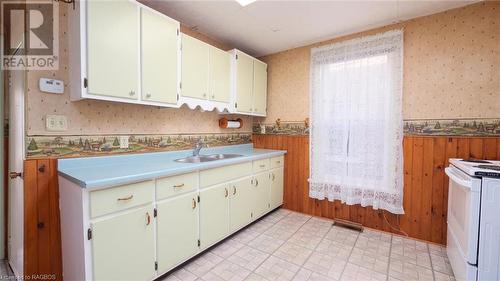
[446,158,500,281]
[450,158,500,178]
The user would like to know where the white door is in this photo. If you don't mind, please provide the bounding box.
[270,168,284,209]
[141,7,179,104]
[229,177,253,232]
[253,172,271,218]
[87,0,139,99]
[181,34,209,100]
[209,46,230,103]
[157,192,199,274]
[8,69,25,277]
[199,183,230,249]
[91,206,156,281]
[234,52,254,113]
[253,60,267,115]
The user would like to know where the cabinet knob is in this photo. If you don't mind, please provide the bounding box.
[203,93,207,98]
[129,91,135,96]
[146,94,151,98]
[254,108,258,112]
[211,95,215,99]
[272,173,275,181]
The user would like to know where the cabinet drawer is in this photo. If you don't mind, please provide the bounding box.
[253,158,270,173]
[156,172,198,200]
[90,181,154,218]
[270,156,284,168]
[200,162,252,187]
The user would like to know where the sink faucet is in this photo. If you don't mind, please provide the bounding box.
[193,138,206,157]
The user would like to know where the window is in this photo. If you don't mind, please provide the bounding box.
[309,30,404,214]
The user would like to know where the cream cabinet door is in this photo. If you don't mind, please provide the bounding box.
[209,47,230,103]
[141,8,179,104]
[200,183,230,249]
[253,60,268,115]
[157,192,199,273]
[181,34,209,99]
[91,206,155,281]
[270,168,284,209]
[253,172,271,218]
[229,177,253,232]
[87,0,139,99]
[235,52,254,113]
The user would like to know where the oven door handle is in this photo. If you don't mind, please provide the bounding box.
[445,167,473,189]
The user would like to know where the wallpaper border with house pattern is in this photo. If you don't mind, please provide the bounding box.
[252,118,500,136]
[26,133,252,159]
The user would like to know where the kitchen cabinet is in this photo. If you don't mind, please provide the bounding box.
[181,34,210,100]
[199,183,230,249]
[230,49,268,116]
[209,46,231,103]
[270,168,284,209]
[253,60,268,115]
[91,205,155,281]
[253,172,271,218]
[157,191,199,273]
[141,7,179,104]
[69,1,181,107]
[229,177,254,232]
[58,153,285,280]
[86,0,139,100]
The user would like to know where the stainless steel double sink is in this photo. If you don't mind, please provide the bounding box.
[175,153,243,163]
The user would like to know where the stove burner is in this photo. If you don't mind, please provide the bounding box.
[475,165,500,171]
[461,159,492,164]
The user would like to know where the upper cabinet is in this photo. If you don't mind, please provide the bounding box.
[230,50,268,116]
[181,34,209,100]
[141,7,180,104]
[69,1,180,107]
[180,33,231,110]
[69,1,267,116]
[86,0,139,100]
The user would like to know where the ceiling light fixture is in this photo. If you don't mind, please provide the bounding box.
[235,0,257,7]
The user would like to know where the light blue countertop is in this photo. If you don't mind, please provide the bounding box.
[58,144,286,189]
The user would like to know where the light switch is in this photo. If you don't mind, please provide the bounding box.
[46,115,68,131]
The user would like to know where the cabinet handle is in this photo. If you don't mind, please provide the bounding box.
[173,183,185,188]
[255,108,258,111]
[129,91,135,96]
[225,187,229,198]
[259,164,266,168]
[272,173,275,181]
[276,160,281,164]
[211,94,215,99]
[203,93,207,98]
[233,186,237,195]
[117,195,134,201]
[192,198,197,209]
[146,212,151,226]
[146,93,151,98]
[255,179,259,186]
[249,108,253,111]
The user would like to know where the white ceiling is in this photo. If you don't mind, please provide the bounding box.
[141,0,477,57]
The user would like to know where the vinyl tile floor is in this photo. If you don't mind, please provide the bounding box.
[161,208,455,281]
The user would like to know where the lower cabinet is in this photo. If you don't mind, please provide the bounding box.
[156,191,200,273]
[270,168,284,209]
[229,177,253,232]
[253,172,271,218]
[91,205,155,281]
[199,183,230,249]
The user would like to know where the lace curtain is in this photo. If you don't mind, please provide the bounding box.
[309,30,404,214]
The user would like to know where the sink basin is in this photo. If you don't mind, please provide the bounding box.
[175,153,243,163]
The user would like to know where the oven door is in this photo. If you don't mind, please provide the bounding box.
[445,166,481,279]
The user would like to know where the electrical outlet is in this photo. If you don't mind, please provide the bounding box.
[46,115,68,131]
[119,136,129,149]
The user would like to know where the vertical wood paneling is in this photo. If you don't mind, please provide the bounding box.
[253,134,500,244]
[24,159,62,281]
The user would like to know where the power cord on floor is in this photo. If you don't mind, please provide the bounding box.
[383,211,409,237]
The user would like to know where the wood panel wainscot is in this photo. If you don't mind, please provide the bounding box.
[253,134,500,245]
[24,159,62,281]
